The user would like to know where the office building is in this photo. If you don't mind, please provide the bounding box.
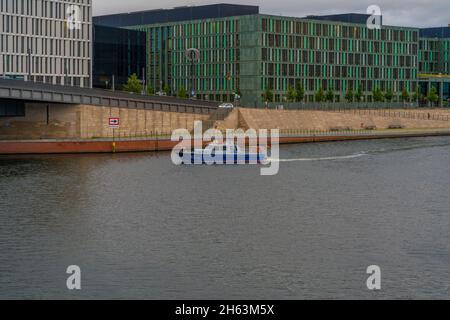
[0,0,92,87]
[94,4,450,106]
[418,27,450,102]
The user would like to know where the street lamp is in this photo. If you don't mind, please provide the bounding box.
[185,48,200,99]
[234,92,241,107]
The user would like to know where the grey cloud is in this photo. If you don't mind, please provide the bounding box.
[92,0,449,28]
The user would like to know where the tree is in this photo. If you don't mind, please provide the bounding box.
[315,87,325,102]
[295,80,305,102]
[122,73,142,94]
[146,85,155,95]
[264,88,273,102]
[401,88,410,102]
[325,89,334,103]
[354,86,363,102]
[345,88,354,102]
[384,88,394,102]
[286,85,297,102]
[176,87,188,98]
[427,86,439,106]
[372,87,384,102]
[163,84,171,96]
[412,87,421,102]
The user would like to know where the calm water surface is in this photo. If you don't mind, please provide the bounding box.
[0,137,449,299]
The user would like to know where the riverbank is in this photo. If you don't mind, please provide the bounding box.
[1,128,450,155]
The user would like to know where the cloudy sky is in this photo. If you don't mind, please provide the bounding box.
[93,0,449,28]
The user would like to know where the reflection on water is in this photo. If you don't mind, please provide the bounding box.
[1,137,450,299]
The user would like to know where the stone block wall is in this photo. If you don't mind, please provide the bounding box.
[236,108,450,131]
[0,103,209,140]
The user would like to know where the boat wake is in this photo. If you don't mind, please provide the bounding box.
[267,152,367,162]
[367,141,450,155]
[267,140,450,163]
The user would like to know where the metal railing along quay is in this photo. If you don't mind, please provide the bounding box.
[330,108,450,122]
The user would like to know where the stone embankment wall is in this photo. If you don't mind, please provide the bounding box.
[214,108,450,131]
[2,103,450,141]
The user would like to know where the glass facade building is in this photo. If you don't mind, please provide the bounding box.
[258,15,418,104]
[93,25,146,90]
[418,27,450,102]
[137,18,242,100]
[0,0,92,87]
[93,4,450,107]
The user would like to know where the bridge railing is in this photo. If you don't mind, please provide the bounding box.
[0,78,218,115]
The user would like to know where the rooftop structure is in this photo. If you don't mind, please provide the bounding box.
[420,27,450,38]
[93,4,259,28]
[305,13,380,25]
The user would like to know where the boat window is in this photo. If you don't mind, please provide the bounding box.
[223,146,228,151]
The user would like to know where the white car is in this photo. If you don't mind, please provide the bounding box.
[218,103,234,109]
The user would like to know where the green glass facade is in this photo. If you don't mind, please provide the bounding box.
[132,17,242,101]
[258,15,418,105]
[118,10,449,107]
[418,37,450,103]
[419,38,450,75]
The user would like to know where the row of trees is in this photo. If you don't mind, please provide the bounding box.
[124,74,441,105]
[123,73,243,100]
[264,80,439,104]
[369,87,438,104]
[122,73,189,98]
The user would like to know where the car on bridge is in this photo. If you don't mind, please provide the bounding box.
[218,103,234,109]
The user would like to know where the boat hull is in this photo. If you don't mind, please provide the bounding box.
[181,152,266,165]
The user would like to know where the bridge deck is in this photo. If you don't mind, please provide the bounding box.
[0,79,218,115]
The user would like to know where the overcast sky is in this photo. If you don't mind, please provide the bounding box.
[92,0,449,28]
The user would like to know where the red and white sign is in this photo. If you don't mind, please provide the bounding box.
[109,117,120,128]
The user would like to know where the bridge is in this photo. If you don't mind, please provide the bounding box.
[0,79,226,140]
[0,78,218,115]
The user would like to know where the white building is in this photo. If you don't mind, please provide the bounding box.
[0,0,92,87]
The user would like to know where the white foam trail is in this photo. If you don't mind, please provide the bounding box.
[268,153,367,162]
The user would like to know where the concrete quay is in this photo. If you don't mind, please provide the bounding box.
[1,128,450,155]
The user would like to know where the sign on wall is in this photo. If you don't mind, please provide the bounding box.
[109,118,120,128]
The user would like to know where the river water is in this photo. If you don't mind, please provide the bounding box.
[0,137,449,299]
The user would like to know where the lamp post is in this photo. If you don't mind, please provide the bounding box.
[141,67,146,95]
[185,48,200,99]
